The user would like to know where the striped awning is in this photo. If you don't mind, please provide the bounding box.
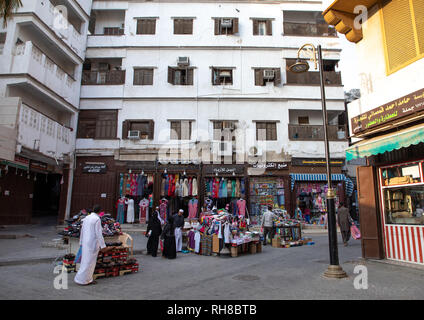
[290,173,354,196]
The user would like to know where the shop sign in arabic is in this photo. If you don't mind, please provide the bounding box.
[351,88,424,134]
[249,162,289,170]
[83,163,107,173]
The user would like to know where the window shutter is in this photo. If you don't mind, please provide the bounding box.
[133,69,140,85]
[412,0,424,54]
[136,20,142,34]
[214,18,220,35]
[256,122,266,140]
[187,68,194,85]
[122,120,129,139]
[254,69,264,86]
[149,19,156,34]
[266,20,272,35]
[253,19,259,35]
[184,19,193,34]
[212,68,218,85]
[274,68,281,86]
[233,18,239,34]
[148,120,154,140]
[174,19,182,34]
[144,69,153,85]
[168,67,174,84]
[382,0,417,73]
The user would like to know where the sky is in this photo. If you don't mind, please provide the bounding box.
[338,36,361,92]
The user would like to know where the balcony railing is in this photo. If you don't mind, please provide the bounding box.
[82,70,126,85]
[284,22,337,37]
[288,125,347,141]
[286,71,342,85]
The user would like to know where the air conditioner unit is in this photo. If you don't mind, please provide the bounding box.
[128,130,140,139]
[219,70,232,78]
[263,69,275,79]
[220,18,233,28]
[177,57,190,66]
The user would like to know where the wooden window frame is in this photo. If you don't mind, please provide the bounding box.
[169,120,193,140]
[253,68,281,86]
[298,116,309,125]
[77,110,118,139]
[133,68,154,85]
[121,119,154,140]
[103,27,124,36]
[168,67,194,85]
[213,18,239,35]
[173,18,194,35]
[212,68,234,85]
[136,18,157,35]
[252,18,273,36]
[255,121,278,141]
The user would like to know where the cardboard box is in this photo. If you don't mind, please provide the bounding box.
[272,237,281,248]
[212,234,220,253]
[249,243,257,254]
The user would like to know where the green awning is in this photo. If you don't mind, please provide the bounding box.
[346,123,424,161]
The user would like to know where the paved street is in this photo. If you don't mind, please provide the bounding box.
[0,229,423,300]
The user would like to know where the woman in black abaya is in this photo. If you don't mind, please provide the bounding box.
[146,207,162,257]
[161,215,176,259]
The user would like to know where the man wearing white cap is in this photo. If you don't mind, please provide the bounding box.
[173,209,185,252]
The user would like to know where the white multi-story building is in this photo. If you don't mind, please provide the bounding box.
[73,0,350,223]
[0,0,92,224]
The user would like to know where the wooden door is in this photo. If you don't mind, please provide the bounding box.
[357,166,385,259]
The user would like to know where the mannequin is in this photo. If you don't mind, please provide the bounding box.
[139,197,150,223]
[237,197,247,217]
[116,196,126,225]
[159,198,168,223]
[188,196,198,220]
[125,195,135,224]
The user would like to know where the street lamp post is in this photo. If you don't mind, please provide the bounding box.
[288,44,347,279]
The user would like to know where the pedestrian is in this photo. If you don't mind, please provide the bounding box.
[74,205,111,286]
[161,215,177,259]
[304,207,311,224]
[261,205,276,246]
[173,209,185,252]
[294,206,303,221]
[146,207,162,257]
[337,203,351,246]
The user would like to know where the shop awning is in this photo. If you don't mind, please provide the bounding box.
[346,123,424,162]
[290,173,354,196]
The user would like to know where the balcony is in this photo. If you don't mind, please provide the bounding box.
[17,104,73,159]
[284,22,337,37]
[18,0,86,58]
[286,71,342,86]
[82,70,126,85]
[11,41,78,107]
[288,125,347,141]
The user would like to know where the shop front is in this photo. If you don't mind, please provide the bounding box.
[346,88,424,264]
[247,162,290,227]
[201,164,247,218]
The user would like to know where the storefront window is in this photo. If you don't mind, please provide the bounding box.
[381,163,422,186]
[383,185,424,225]
[249,177,285,225]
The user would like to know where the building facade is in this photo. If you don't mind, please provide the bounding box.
[323,0,424,265]
[74,0,350,226]
[0,0,93,224]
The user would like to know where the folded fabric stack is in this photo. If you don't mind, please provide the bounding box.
[94,247,138,279]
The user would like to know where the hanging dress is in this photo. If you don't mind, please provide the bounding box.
[188,198,198,220]
[125,198,135,223]
[116,198,125,224]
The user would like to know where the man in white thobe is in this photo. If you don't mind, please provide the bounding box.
[74,205,108,285]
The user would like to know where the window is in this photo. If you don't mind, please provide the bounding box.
[256,122,277,141]
[254,68,281,86]
[174,19,193,34]
[103,27,124,35]
[252,19,272,36]
[214,18,239,35]
[213,121,237,140]
[283,11,337,37]
[122,120,154,140]
[133,68,154,85]
[381,0,424,75]
[170,120,192,140]
[298,116,309,125]
[136,19,156,34]
[168,67,194,85]
[77,110,117,139]
[212,68,233,85]
[0,33,6,54]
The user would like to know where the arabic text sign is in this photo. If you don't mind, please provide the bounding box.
[351,88,424,134]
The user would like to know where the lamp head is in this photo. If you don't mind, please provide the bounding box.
[288,59,310,73]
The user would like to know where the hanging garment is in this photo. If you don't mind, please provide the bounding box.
[227,180,233,198]
[218,221,223,239]
[204,198,213,211]
[178,179,184,197]
[161,177,166,197]
[116,198,126,225]
[182,178,189,197]
[149,193,153,208]
[175,227,183,252]
[175,179,180,197]
[235,179,241,197]
[125,174,132,196]
[231,179,236,198]
[130,174,137,196]
[231,199,239,215]
[194,231,201,253]
[139,198,150,222]
[187,231,196,251]
[171,174,177,196]
[222,179,228,198]
[159,199,168,223]
[119,173,124,197]
[241,179,245,196]
[213,178,220,199]
[192,178,198,196]
[125,198,135,223]
[136,174,147,197]
[237,199,246,217]
[74,213,106,285]
[218,179,224,198]
[188,198,198,220]
[224,222,231,244]
[205,179,211,197]
[164,175,169,196]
